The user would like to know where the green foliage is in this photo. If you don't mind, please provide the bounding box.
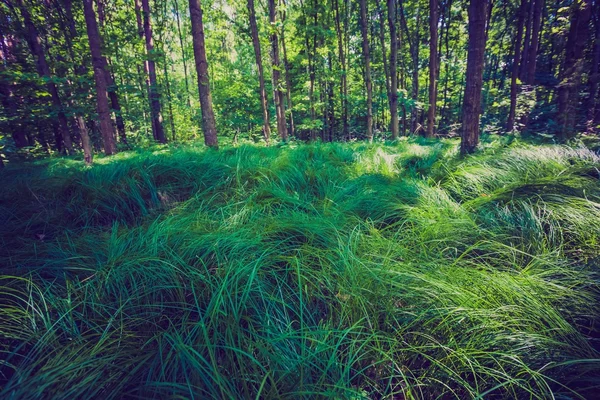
[1,138,599,398]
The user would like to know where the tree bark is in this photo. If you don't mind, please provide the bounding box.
[557,0,592,139]
[426,0,438,137]
[333,0,348,139]
[268,0,288,141]
[189,0,218,147]
[525,0,544,84]
[387,0,399,139]
[17,0,73,154]
[507,0,527,131]
[280,3,296,137]
[248,0,272,143]
[173,0,192,107]
[141,0,167,143]
[460,0,488,155]
[83,0,117,155]
[586,2,600,131]
[359,0,373,141]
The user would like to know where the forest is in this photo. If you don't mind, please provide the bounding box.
[1,0,600,398]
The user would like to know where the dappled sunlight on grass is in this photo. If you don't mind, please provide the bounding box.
[0,136,599,398]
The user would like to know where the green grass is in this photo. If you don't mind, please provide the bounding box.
[1,136,599,399]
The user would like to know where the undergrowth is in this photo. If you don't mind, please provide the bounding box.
[1,136,599,399]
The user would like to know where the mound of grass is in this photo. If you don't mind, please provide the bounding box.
[1,137,599,399]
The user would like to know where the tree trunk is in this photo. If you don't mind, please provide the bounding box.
[173,0,192,107]
[359,0,373,141]
[134,0,144,37]
[557,0,592,139]
[460,0,488,155]
[281,1,295,137]
[387,0,399,139]
[17,0,73,154]
[142,0,167,143]
[83,0,117,155]
[333,0,348,139]
[426,0,438,137]
[507,0,527,131]
[189,0,218,147]
[62,0,95,162]
[525,0,544,84]
[586,2,600,131]
[248,0,272,143]
[268,0,288,141]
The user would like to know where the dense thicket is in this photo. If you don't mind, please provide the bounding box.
[1,0,599,164]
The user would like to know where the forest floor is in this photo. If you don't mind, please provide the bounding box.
[1,136,600,399]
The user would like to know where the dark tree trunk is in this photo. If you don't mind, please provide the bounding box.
[17,0,73,154]
[62,0,94,162]
[359,0,373,141]
[268,0,288,141]
[460,0,488,155]
[387,0,399,139]
[507,0,528,131]
[333,0,348,139]
[557,0,592,139]
[173,0,192,107]
[280,2,295,137]
[587,2,600,130]
[134,0,144,37]
[189,0,218,147]
[142,0,167,143]
[427,0,439,137]
[83,0,117,155]
[525,0,544,84]
[248,0,272,143]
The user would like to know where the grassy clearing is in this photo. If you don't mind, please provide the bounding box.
[1,136,599,399]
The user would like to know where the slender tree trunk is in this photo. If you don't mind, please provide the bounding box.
[83,0,117,155]
[173,0,192,107]
[268,0,288,141]
[281,1,295,137]
[460,0,488,155]
[557,0,592,139]
[134,0,144,37]
[586,2,600,130]
[525,0,544,84]
[248,0,272,143]
[189,0,218,147]
[387,0,399,139]
[142,0,167,143]
[359,0,373,141]
[375,0,390,119]
[426,0,439,137]
[520,0,534,81]
[333,0,348,139]
[507,0,527,131]
[62,0,95,162]
[17,0,73,154]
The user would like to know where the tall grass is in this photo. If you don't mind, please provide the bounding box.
[1,137,599,398]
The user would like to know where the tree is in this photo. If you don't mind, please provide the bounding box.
[248,0,272,143]
[189,0,218,147]
[557,0,592,139]
[268,0,288,141]
[507,0,528,132]
[586,0,600,131]
[460,0,489,154]
[426,0,439,137]
[83,0,116,155]
[142,0,167,143]
[387,0,399,139]
[359,0,373,141]
[16,0,73,154]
